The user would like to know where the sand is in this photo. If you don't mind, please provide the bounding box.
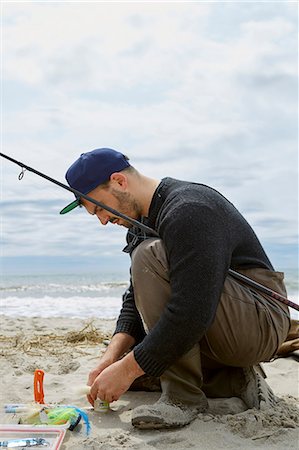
[0,316,298,449]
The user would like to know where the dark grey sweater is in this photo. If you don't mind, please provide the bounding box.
[114,178,273,377]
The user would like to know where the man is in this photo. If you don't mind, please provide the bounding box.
[60,148,291,429]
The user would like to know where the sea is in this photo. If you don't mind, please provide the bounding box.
[0,269,298,320]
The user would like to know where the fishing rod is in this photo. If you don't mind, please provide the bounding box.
[227,270,299,311]
[1,152,298,312]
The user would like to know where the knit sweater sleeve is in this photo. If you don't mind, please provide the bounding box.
[133,201,231,377]
[113,279,146,344]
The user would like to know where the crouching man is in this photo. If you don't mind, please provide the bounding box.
[60,148,291,429]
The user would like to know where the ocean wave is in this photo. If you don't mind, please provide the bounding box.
[0,283,129,301]
[1,293,298,320]
[0,295,122,319]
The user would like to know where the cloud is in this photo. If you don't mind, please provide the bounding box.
[1,2,298,269]
[1,197,129,257]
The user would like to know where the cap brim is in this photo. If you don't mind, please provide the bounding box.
[60,199,80,214]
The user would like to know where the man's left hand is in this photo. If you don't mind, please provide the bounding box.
[89,351,145,404]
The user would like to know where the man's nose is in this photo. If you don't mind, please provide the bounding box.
[96,212,109,225]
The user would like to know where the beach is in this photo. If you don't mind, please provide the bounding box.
[0,315,298,450]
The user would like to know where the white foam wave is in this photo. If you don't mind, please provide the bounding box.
[1,293,298,320]
[0,282,128,294]
[0,296,122,319]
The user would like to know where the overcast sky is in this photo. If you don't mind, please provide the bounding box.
[1,1,298,275]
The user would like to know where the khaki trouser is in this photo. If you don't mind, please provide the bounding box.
[131,238,291,405]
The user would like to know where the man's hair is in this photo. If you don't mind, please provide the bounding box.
[99,156,137,189]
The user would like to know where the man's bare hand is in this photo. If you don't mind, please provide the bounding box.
[89,352,144,404]
[86,333,136,406]
[86,358,114,405]
[87,360,111,386]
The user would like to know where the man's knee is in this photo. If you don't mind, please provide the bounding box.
[131,238,169,280]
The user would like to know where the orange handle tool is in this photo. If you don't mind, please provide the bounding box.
[34,369,45,404]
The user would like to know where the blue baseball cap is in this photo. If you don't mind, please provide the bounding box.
[60,148,130,214]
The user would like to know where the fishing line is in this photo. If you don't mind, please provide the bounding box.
[1,152,298,312]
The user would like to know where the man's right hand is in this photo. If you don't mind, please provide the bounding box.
[86,332,136,406]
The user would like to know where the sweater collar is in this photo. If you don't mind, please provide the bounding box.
[147,177,173,230]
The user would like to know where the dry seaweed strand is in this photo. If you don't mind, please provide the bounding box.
[0,321,111,357]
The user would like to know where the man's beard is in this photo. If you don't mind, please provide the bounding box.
[109,189,142,228]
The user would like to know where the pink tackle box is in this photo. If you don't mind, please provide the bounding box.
[0,424,66,449]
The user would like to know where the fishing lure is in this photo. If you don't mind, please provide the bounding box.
[20,405,89,435]
[43,407,79,426]
[0,438,49,447]
[66,406,91,435]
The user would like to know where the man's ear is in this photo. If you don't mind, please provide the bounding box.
[110,172,128,190]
